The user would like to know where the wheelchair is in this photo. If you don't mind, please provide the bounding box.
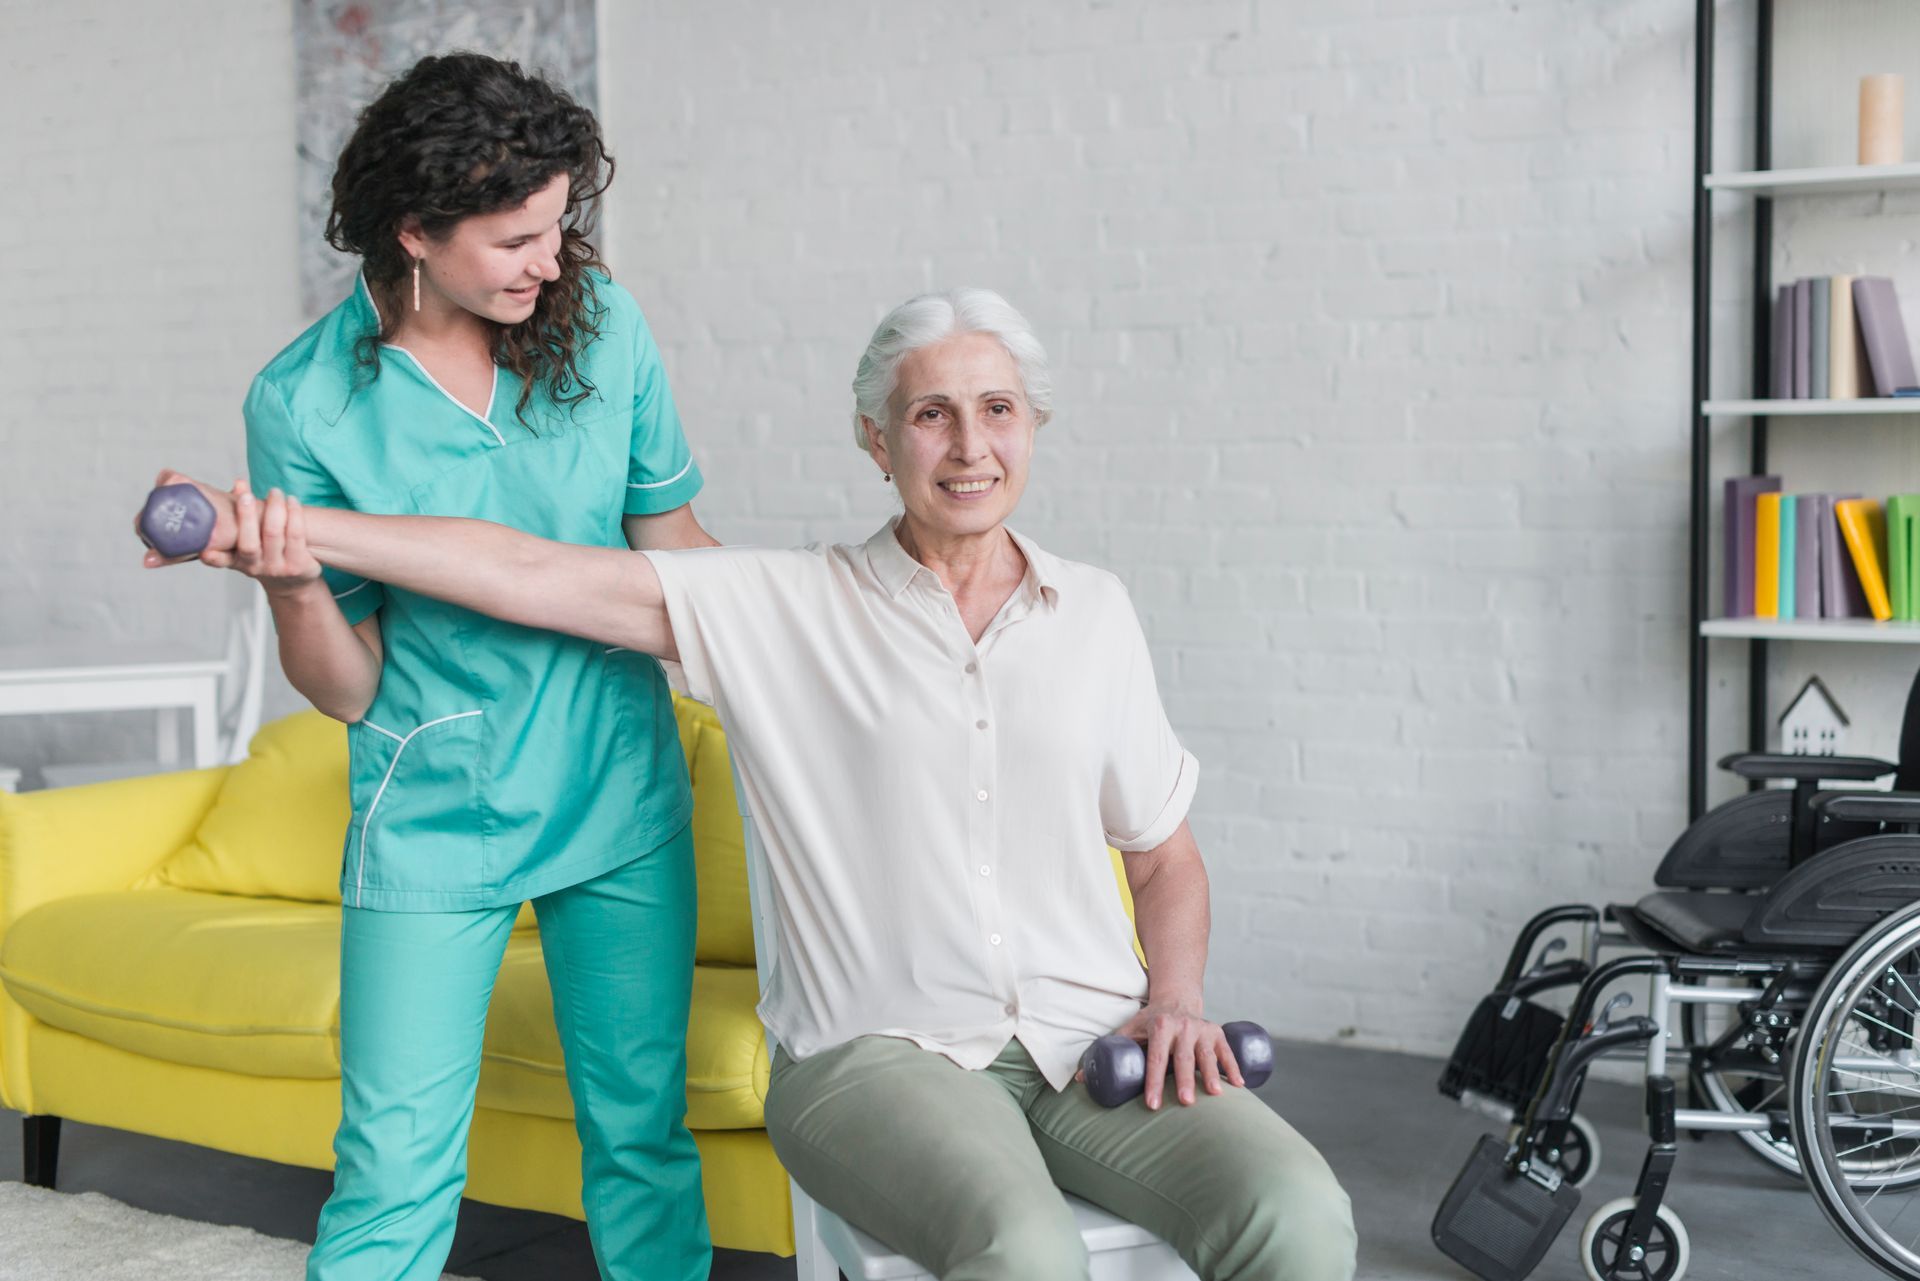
[1430,688,1920,1281]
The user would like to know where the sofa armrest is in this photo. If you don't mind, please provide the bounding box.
[0,766,228,929]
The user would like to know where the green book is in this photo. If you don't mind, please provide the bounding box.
[1779,495,1797,620]
[1891,496,1920,620]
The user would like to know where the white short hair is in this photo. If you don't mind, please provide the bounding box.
[850,288,1053,448]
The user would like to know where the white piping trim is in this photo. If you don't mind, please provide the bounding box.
[353,710,484,906]
[604,646,627,654]
[358,719,404,743]
[332,579,373,601]
[380,345,506,446]
[627,456,694,489]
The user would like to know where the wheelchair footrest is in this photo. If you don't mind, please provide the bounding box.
[1439,991,1566,1111]
[1431,1134,1581,1281]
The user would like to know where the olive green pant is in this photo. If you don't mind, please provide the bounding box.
[765,1036,1357,1281]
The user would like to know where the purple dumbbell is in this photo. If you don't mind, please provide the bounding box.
[1080,1021,1274,1107]
[138,484,217,559]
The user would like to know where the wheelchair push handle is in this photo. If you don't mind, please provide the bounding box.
[1080,1021,1273,1107]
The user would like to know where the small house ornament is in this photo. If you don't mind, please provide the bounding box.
[1778,675,1849,756]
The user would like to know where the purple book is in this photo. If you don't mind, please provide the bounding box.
[1821,492,1871,617]
[1724,474,1783,617]
[1772,285,1793,400]
[1796,492,1822,618]
[1793,279,1813,399]
[1852,276,1920,395]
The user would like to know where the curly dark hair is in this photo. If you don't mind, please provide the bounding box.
[326,52,614,426]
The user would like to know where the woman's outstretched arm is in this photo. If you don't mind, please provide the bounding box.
[142,472,677,660]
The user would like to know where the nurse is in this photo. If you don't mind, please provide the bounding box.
[225,54,712,1281]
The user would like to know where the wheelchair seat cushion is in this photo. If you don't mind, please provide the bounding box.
[1627,891,1762,953]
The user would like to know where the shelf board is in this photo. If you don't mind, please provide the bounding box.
[1702,618,1920,644]
[1704,162,1920,197]
[1702,398,1920,416]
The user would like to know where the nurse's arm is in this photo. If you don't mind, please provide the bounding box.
[623,504,720,550]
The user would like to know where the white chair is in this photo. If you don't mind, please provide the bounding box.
[36,582,269,787]
[730,765,1200,1281]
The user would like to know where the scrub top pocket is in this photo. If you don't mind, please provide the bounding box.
[346,711,490,906]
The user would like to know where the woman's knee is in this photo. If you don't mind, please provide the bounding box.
[950,1196,1091,1281]
[1203,1141,1357,1281]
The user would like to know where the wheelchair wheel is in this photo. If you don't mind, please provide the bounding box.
[1789,902,1920,1280]
[1547,1113,1601,1189]
[1682,990,1800,1177]
[1578,1197,1689,1281]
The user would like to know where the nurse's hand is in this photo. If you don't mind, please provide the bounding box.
[208,480,325,597]
[137,470,237,568]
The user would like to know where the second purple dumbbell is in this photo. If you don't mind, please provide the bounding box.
[138,484,218,560]
[1080,1020,1274,1108]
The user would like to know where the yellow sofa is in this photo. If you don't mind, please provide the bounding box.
[0,697,795,1256]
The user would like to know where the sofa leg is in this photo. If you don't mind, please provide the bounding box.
[23,1115,60,1188]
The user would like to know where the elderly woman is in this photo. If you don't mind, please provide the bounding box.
[150,289,1357,1281]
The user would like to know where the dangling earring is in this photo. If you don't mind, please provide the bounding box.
[412,257,422,312]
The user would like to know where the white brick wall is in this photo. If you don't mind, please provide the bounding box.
[16,1,1916,1060]
[598,0,1714,1054]
[1,1,304,772]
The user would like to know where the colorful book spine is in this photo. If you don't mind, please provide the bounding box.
[1830,275,1869,400]
[1778,495,1798,619]
[1773,286,1794,400]
[1756,493,1783,618]
[1810,280,1831,399]
[1835,497,1894,621]
[1795,492,1822,618]
[1890,496,1920,621]
[1724,475,1784,618]
[1793,278,1813,398]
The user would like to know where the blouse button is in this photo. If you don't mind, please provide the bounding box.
[976,719,989,730]
[979,865,991,877]
[965,662,978,674]
[976,789,989,802]
[989,933,1003,946]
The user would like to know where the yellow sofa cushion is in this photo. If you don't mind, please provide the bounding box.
[678,698,754,966]
[156,711,349,904]
[0,888,342,1078]
[479,939,768,1130]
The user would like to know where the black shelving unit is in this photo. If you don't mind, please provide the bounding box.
[1688,0,1772,820]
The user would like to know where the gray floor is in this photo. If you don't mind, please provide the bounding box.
[0,1039,1887,1279]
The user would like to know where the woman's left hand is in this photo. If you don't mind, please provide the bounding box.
[1103,1000,1246,1110]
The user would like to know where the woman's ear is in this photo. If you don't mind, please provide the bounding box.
[395,215,429,263]
[861,415,892,476]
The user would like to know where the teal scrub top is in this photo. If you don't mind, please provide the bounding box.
[245,273,701,911]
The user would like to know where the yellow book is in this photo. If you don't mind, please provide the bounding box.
[1836,497,1894,621]
[1755,493,1781,617]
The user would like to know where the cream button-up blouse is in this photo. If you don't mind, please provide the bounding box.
[644,519,1199,1090]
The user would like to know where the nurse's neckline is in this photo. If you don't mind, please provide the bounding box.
[354,273,506,439]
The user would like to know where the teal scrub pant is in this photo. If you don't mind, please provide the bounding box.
[307,826,709,1281]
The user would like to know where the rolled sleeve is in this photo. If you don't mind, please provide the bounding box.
[243,376,384,625]
[1099,589,1200,853]
[624,302,704,515]
[640,550,718,706]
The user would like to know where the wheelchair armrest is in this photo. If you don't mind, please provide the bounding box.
[1718,752,1896,783]
[1812,790,1920,824]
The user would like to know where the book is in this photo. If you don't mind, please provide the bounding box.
[1795,491,1822,618]
[1778,495,1798,620]
[1835,497,1894,621]
[1820,493,1871,617]
[1773,286,1794,400]
[1830,274,1872,400]
[1891,495,1920,621]
[1756,492,1782,617]
[1724,475,1783,617]
[1853,276,1920,396]
[1793,278,1813,398]
[1810,278,1831,399]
